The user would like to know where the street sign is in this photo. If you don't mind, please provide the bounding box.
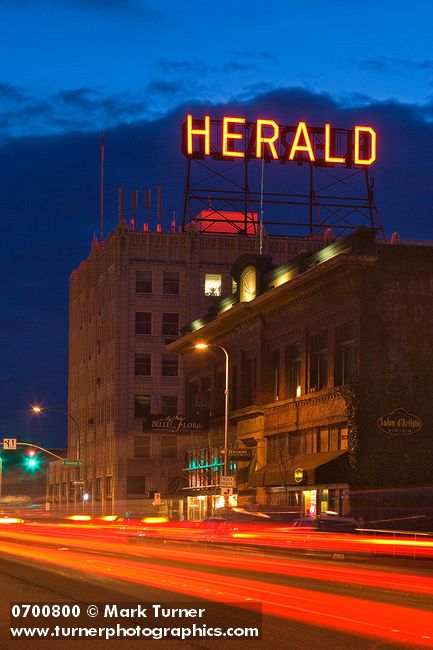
[63,459,83,467]
[221,487,234,496]
[222,448,252,461]
[2,438,17,450]
[220,475,235,488]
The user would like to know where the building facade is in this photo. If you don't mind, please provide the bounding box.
[169,229,433,523]
[47,216,322,515]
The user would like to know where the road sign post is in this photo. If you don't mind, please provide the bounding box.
[2,438,17,450]
[220,475,235,488]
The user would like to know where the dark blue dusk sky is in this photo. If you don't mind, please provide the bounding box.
[1,0,432,447]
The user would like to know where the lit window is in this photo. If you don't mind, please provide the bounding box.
[339,426,349,450]
[205,273,222,297]
[240,266,256,302]
[134,395,151,417]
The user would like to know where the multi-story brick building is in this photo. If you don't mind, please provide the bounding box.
[169,228,433,523]
[47,214,322,516]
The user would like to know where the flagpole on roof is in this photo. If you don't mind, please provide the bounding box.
[100,130,105,242]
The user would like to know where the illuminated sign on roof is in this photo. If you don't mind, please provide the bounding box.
[182,115,377,167]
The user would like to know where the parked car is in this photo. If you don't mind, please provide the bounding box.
[289,515,359,533]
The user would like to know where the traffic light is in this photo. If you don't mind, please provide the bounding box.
[25,449,39,471]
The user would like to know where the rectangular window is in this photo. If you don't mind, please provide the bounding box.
[319,426,329,452]
[339,426,349,450]
[162,313,179,337]
[334,323,356,386]
[286,343,301,399]
[205,273,222,297]
[267,434,288,464]
[272,349,280,401]
[330,425,339,451]
[134,435,151,458]
[305,428,318,454]
[134,394,151,417]
[136,270,152,293]
[168,475,181,494]
[162,395,178,415]
[309,333,328,391]
[127,475,146,495]
[134,354,151,376]
[105,476,112,494]
[135,312,151,335]
[161,435,177,459]
[95,477,102,496]
[161,354,178,377]
[163,271,179,294]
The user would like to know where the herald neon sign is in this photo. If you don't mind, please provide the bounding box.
[182,115,377,167]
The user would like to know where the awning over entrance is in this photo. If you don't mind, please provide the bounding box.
[249,450,348,487]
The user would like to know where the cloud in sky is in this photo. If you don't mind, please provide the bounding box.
[0,0,158,16]
[358,57,433,73]
[1,86,433,444]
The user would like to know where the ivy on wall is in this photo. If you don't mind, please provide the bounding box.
[341,295,433,491]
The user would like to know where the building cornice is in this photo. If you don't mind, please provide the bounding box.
[167,252,377,354]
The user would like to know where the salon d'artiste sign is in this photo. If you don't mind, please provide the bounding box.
[377,408,423,436]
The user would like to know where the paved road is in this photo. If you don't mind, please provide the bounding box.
[0,528,432,650]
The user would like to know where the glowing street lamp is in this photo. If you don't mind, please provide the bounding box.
[31,404,82,508]
[194,343,230,478]
[31,405,81,462]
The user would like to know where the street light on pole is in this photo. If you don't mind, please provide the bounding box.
[31,405,82,509]
[194,343,230,479]
[31,406,81,462]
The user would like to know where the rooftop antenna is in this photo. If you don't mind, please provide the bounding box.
[117,187,124,223]
[157,185,162,227]
[133,190,138,223]
[145,189,151,224]
[100,131,104,241]
[259,153,265,255]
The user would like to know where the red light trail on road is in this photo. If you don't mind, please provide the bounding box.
[0,526,432,646]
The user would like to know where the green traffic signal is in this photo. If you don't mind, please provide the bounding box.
[25,449,39,471]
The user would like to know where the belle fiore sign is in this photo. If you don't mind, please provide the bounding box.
[377,408,423,436]
[143,414,205,433]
